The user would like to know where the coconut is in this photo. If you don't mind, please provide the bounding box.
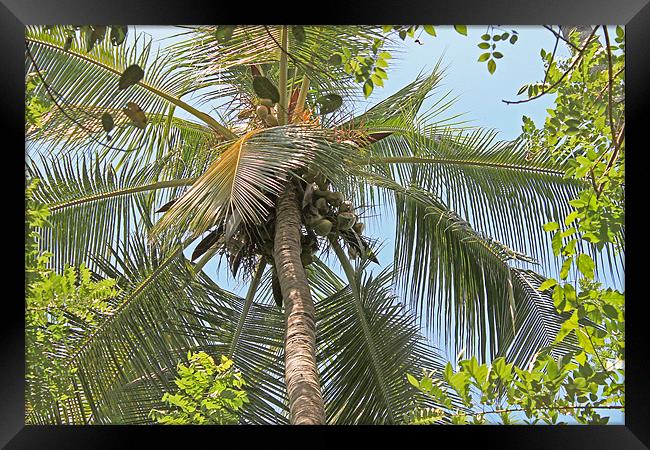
[315,197,328,214]
[326,191,344,206]
[256,105,269,119]
[304,212,323,227]
[339,200,353,213]
[264,114,278,127]
[353,222,365,234]
[313,219,333,236]
[337,212,357,231]
[313,189,328,198]
[259,98,274,107]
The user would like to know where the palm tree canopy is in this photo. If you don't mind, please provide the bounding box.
[25,25,619,424]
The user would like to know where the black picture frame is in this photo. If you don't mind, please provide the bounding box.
[3,1,648,447]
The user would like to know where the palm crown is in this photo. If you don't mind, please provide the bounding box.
[26,25,599,424]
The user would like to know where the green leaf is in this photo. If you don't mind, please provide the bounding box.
[539,278,557,292]
[291,25,306,43]
[493,51,503,59]
[110,25,128,46]
[478,53,490,62]
[509,35,518,44]
[487,59,496,74]
[602,304,618,319]
[555,310,579,343]
[616,26,624,38]
[328,53,343,66]
[478,43,490,49]
[576,329,596,354]
[564,211,579,226]
[118,64,145,90]
[543,222,560,232]
[101,112,114,133]
[423,25,436,37]
[407,373,420,388]
[481,34,490,41]
[576,254,595,279]
[550,231,564,256]
[316,93,343,115]
[252,76,280,104]
[454,25,468,36]
[215,25,236,43]
[363,80,373,98]
[560,256,573,280]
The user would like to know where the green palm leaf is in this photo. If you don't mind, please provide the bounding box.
[152,125,358,242]
[309,260,462,424]
[25,25,234,160]
[26,154,201,271]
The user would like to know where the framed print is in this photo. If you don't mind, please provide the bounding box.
[3,0,648,447]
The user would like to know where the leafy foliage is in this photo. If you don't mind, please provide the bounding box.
[150,352,248,425]
[26,179,121,423]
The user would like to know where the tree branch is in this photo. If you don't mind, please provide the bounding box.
[503,27,598,105]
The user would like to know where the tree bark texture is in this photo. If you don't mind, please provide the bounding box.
[273,183,325,425]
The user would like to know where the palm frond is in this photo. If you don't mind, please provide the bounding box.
[25,25,234,160]
[307,260,461,424]
[26,153,204,271]
[168,26,392,108]
[502,269,579,367]
[358,171,556,362]
[361,126,584,269]
[152,124,358,242]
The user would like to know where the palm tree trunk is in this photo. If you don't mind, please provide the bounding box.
[273,183,325,425]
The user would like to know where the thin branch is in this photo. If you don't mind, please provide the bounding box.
[502,27,598,105]
[542,34,560,88]
[543,25,581,52]
[600,26,623,179]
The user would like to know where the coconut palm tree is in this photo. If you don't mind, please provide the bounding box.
[25,25,593,425]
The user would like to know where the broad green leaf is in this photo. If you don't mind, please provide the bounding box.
[110,25,128,46]
[555,310,579,343]
[118,64,145,90]
[454,25,468,36]
[423,25,436,37]
[215,25,236,43]
[538,278,557,291]
[101,112,114,133]
[252,76,280,104]
[560,256,573,280]
[316,93,343,115]
[543,222,559,232]
[577,254,595,279]
[407,373,420,388]
[487,59,496,74]
[292,25,306,43]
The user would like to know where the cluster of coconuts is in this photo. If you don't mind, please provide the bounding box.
[301,172,366,260]
[255,98,279,127]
